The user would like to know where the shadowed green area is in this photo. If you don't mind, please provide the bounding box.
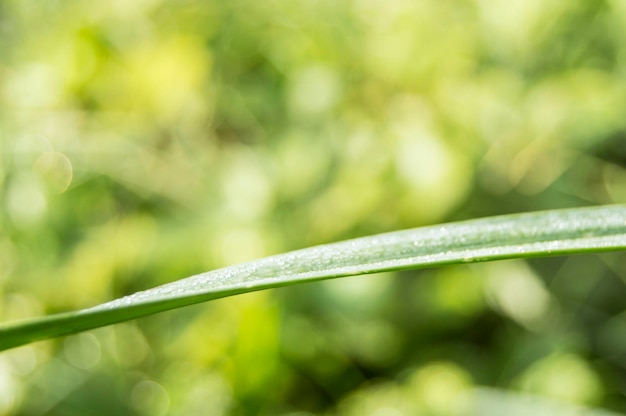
[2,0,626,415]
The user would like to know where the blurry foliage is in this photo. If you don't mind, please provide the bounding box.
[1,0,626,414]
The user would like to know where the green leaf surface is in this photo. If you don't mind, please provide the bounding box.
[1,205,625,352]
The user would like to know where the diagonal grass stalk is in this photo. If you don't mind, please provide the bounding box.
[1,205,625,352]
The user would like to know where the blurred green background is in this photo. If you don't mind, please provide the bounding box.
[2,0,626,415]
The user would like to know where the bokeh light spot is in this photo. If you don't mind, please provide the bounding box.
[64,333,102,370]
[33,152,73,193]
[131,380,170,416]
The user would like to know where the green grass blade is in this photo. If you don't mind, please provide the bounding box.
[1,205,625,351]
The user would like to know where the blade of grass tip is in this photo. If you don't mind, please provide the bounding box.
[1,205,626,351]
